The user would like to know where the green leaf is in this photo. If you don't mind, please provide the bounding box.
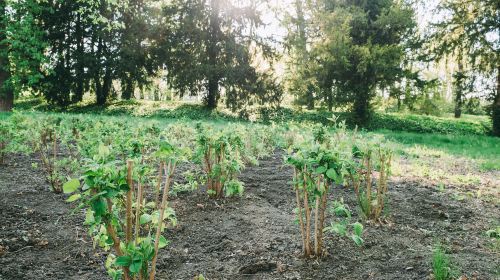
[352,222,363,236]
[158,235,169,249]
[63,178,80,194]
[66,193,81,202]
[351,234,364,246]
[328,222,347,236]
[92,198,107,218]
[115,255,132,266]
[129,260,142,273]
[315,166,327,174]
[326,168,338,180]
[140,213,152,225]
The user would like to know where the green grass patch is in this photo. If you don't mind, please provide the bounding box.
[14,97,494,136]
[432,244,459,280]
[372,130,500,170]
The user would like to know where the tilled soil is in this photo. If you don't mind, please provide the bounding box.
[1,152,499,280]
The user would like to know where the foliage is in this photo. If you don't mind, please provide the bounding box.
[159,0,281,110]
[309,0,417,125]
[0,121,12,164]
[1,0,47,103]
[65,141,186,280]
[367,113,491,136]
[347,143,392,221]
[285,119,364,257]
[195,125,246,198]
[282,0,317,109]
[426,0,499,136]
[324,199,364,246]
[432,244,459,280]
[486,226,500,239]
[1,0,161,107]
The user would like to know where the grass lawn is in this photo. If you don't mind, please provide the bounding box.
[372,129,500,171]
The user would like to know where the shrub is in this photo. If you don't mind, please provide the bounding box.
[347,144,392,221]
[64,141,186,280]
[368,113,491,135]
[195,125,245,198]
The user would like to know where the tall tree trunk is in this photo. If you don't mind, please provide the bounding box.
[0,1,13,112]
[294,0,314,110]
[454,53,464,118]
[492,66,500,137]
[206,0,220,110]
[327,91,333,112]
[75,13,85,103]
[306,89,314,110]
[353,88,371,127]
[121,78,134,100]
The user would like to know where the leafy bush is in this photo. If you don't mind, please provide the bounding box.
[368,113,491,135]
[285,120,367,257]
[195,125,246,198]
[65,141,187,279]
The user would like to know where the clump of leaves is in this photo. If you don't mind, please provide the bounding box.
[196,125,245,198]
[170,171,201,197]
[486,226,500,239]
[486,226,500,252]
[286,145,344,257]
[324,199,364,246]
[347,144,392,221]
[65,141,186,280]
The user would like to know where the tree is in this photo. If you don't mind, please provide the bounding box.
[159,0,278,110]
[118,0,158,100]
[427,0,499,135]
[5,0,144,107]
[311,0,417,125]
[1,0,47,111]
[0,0,13,112]
[283,0,317,110]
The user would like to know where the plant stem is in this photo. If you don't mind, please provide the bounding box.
[314,175,320,256]
[105,198,131,280]
[302,165,311,257]
[318,179,328,256]
[365,154,372,218]
[294,168,307,256]
[126,160,133,243]
[150,160,176,280]
[154,162,164,210]
[135,180,143,244]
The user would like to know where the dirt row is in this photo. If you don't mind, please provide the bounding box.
[1,152,499,279]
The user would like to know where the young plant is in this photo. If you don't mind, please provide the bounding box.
[347,145,392,221]
[286,146,344,257]
[196,126,245,198]
[32,117,64,192]
[324,199,364,246]
[432,244,459,280]
[65,141,186,280]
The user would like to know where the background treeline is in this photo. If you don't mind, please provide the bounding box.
[0,0,498,135]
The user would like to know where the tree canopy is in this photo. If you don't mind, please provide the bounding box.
[0,0,498,135]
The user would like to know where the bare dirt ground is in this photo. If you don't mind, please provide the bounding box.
[1,152,499,280]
